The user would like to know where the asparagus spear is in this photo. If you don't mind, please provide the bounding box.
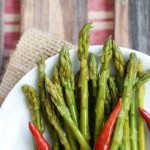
[110,53,138,150]
[108,77,118,108]
[89,53,98,101]
[94,36,112,142]
[65,125,78,150]
[119,142,125,150]
[127,64,150,150]
[130,91,138,150]
[123,59,150,150]
[136,69,150,88]
[138,87,146,150]
[52,65,64,97]
[88,53,98,147]
[112,41,125,96]
[74,71,80,112]
[52,130,60,150]
[122,58,131,150]
[37,59,54,136]
[129,59,144,150]
[137,60,146,150]
[113,41,130,150]
[122,116,130,150]
[105,84,111,121]
[78,23,92,143]
[22,85,44,133]
[45,98,71,150]
[51,65,65,150]
[38,59,62,150]
[53,65,78,150]
[59,46,79,126]
[45,74,91,150]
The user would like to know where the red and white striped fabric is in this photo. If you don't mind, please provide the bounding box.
[0,0,114,74]
[1,0,20,72]
[89,0,114,44]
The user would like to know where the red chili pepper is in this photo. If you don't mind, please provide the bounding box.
[139,108,150,131]
[29,122,51,150]
[94,99,122,150]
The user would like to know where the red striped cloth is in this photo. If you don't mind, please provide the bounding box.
[0,0,114,73]
[89,0,114,44]
[1,0,20,72]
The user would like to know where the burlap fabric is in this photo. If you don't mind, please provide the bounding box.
[0,28,76,104]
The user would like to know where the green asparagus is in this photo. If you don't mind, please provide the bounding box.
[113,41,127,150]
[130,91,138,150]
[52,65,64,97]
[94,36,112,142]
[52,65,77,150]
[105,84,111,120]
[89,53,98,101]
[74,71,80,112]
[122,115,131,150]
[37,58,54,136]
[45,98,71,150]
[112,40,125,96]
[137,59,146,150]
[110,53,138,150]
[136,69,150,88]
[65,125,78,150]
[78,23,92,143]
[129,59,145,150]
[52,130,60,150]
[59,46,79,126]
[138,87,146,150]
[38,59,62,150]
[122,62,131,150]
[88,53,98,147]
[45,74,91,150]
[22,85,44,133]
[51,66,64,150]
[108,77,118,108]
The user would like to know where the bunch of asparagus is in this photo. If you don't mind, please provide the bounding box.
[22,23,150,150]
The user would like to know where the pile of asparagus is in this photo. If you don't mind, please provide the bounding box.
[22,23,150,150]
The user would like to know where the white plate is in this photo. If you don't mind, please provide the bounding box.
[0,46,149,150]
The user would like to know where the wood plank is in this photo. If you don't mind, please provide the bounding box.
[128,0,150,54]
[21,0,88,44]
[114,0,129,47]
[114,0,150,54]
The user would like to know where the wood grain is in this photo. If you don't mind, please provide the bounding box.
[21,0,88,44]
[114,0,150,54]
[129,0,150,54]
[114,0,129,47]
